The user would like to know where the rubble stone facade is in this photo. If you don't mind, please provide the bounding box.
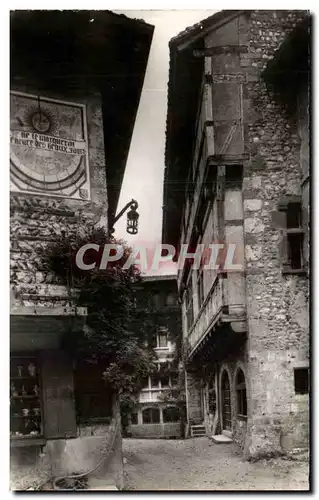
[164,10,310,459]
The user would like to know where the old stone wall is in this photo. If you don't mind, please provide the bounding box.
[241,10,309,458]
[10,83,108,309]
[183,12,309,458]
[9,81,125,489]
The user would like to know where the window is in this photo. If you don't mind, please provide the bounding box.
[163,406,180,423]
[235,369,247,418]
[153,293,164,309]
[10,356,42,438]
[131,412,138,425]
[142,407,160,424]
[150,373,160,388]
[160,376,170,388]
[141,376,149,389]
[279,200,304,272]
[166,294,176,306]
[157,330,168,348]
[294,368,309,395]
[170,373,179,387]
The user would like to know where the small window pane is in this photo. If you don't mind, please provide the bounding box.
[141,376,149,389]
[158,333,168,348]
[166,294,175,306]
[151,408,160,423]
[10,356,42,437]
[287,203,301,229]
[142,407,160,424]
[288,233,303,269]
[294,368,309,394]
[160,376,170,388]
[170,373,179,387]
[142,408,151,424]
[150,374,160,388]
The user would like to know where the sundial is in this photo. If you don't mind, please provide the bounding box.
[10,92,90,200]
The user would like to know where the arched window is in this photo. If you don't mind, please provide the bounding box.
[236,369,247,418]
[163,406,180,423]
[142,407,160,424]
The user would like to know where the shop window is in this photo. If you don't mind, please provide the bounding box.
[163,406,180,423]
[235,369,247,418]
[131,412,138,425]
[142,407,160,424]
[294,368,309,395]
[10,356,42,438]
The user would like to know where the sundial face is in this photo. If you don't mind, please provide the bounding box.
[10,92,90,200]
[31,111,51,133]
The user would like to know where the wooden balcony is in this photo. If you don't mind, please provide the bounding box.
[187,274,246,361]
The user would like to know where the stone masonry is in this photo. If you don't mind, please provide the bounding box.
[166,10,309,459]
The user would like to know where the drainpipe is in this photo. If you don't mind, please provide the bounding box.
[217,365,221,429]
[184,367,189,424]
[184,366,190,439]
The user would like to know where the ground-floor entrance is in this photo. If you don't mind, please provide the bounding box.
[221,370,232,431]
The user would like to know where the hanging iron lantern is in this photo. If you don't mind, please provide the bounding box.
[127,203,139,234]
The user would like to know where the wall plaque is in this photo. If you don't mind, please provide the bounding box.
[10,91,91,200]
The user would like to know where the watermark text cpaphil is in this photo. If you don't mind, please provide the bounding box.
[75,243,244,272]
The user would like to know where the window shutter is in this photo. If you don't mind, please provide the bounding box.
[41,351,77,439]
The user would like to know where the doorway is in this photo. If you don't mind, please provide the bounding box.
[221,370,232,431]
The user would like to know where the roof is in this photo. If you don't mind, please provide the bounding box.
[10,10,154,225]
[169,10,243,49]
[163,11,244,248]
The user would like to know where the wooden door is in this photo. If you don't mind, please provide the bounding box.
[221,371,232,431]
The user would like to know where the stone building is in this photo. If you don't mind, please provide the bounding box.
[127,275,183,439]
[162,10,310,458]
[10,11,153,489]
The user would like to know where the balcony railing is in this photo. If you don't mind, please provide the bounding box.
[187,275,226,353]
[139,388,172,403]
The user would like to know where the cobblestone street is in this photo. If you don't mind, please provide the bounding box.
[123,438,309,491]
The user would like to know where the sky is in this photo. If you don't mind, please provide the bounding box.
[113,10,217,275]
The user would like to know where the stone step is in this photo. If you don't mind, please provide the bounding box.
[210,434,233,444]
[191,425,206,437]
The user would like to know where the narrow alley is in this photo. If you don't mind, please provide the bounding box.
[123,438,309,491]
